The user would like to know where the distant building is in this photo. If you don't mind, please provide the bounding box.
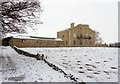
[95,43,108,47]
[57,23,95,47]
[109,42,120,47]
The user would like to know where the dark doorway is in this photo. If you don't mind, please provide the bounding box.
[2,37,13,46]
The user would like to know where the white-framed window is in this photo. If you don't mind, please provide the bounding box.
[85,33,88,38]
[74,33,76,38]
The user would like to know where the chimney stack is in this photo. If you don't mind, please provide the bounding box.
[71,23,74,28]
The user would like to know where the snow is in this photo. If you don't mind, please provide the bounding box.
[0,46,71,83]
[0,46,118,83]
[6,33,63,41]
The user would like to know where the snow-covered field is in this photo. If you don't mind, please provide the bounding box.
[0,46,118,83]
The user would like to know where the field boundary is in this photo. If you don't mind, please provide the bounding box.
[13,46,86,84]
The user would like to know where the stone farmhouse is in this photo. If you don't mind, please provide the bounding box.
[2,23,96,47]
[57,23,95,47]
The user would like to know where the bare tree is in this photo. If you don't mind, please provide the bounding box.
[0,0,42,36]
[94,30,103,45]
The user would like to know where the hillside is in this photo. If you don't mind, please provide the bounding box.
[0,46,118,83]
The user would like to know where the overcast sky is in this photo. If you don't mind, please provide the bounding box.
[28,0,118,44]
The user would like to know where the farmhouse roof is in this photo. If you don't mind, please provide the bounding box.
[6,34,63,41]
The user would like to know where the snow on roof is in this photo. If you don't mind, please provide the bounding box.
[6,33,63,41]
[29,36,63,41]
[55,38,63,41]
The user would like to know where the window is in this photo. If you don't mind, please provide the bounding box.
[37,41,38,44]
[74,40,76,45]
[62,35,64,38]
[86,33,88,38]
[80,34,82,39]
[85,40,88,46]
[80,40,82,46]
[22,39,25,42]
[90,42,92,46]
[74,33,76,38]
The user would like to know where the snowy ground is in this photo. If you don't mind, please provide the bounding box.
[0,46,118,83]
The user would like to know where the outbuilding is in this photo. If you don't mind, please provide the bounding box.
[2,35,63,48]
